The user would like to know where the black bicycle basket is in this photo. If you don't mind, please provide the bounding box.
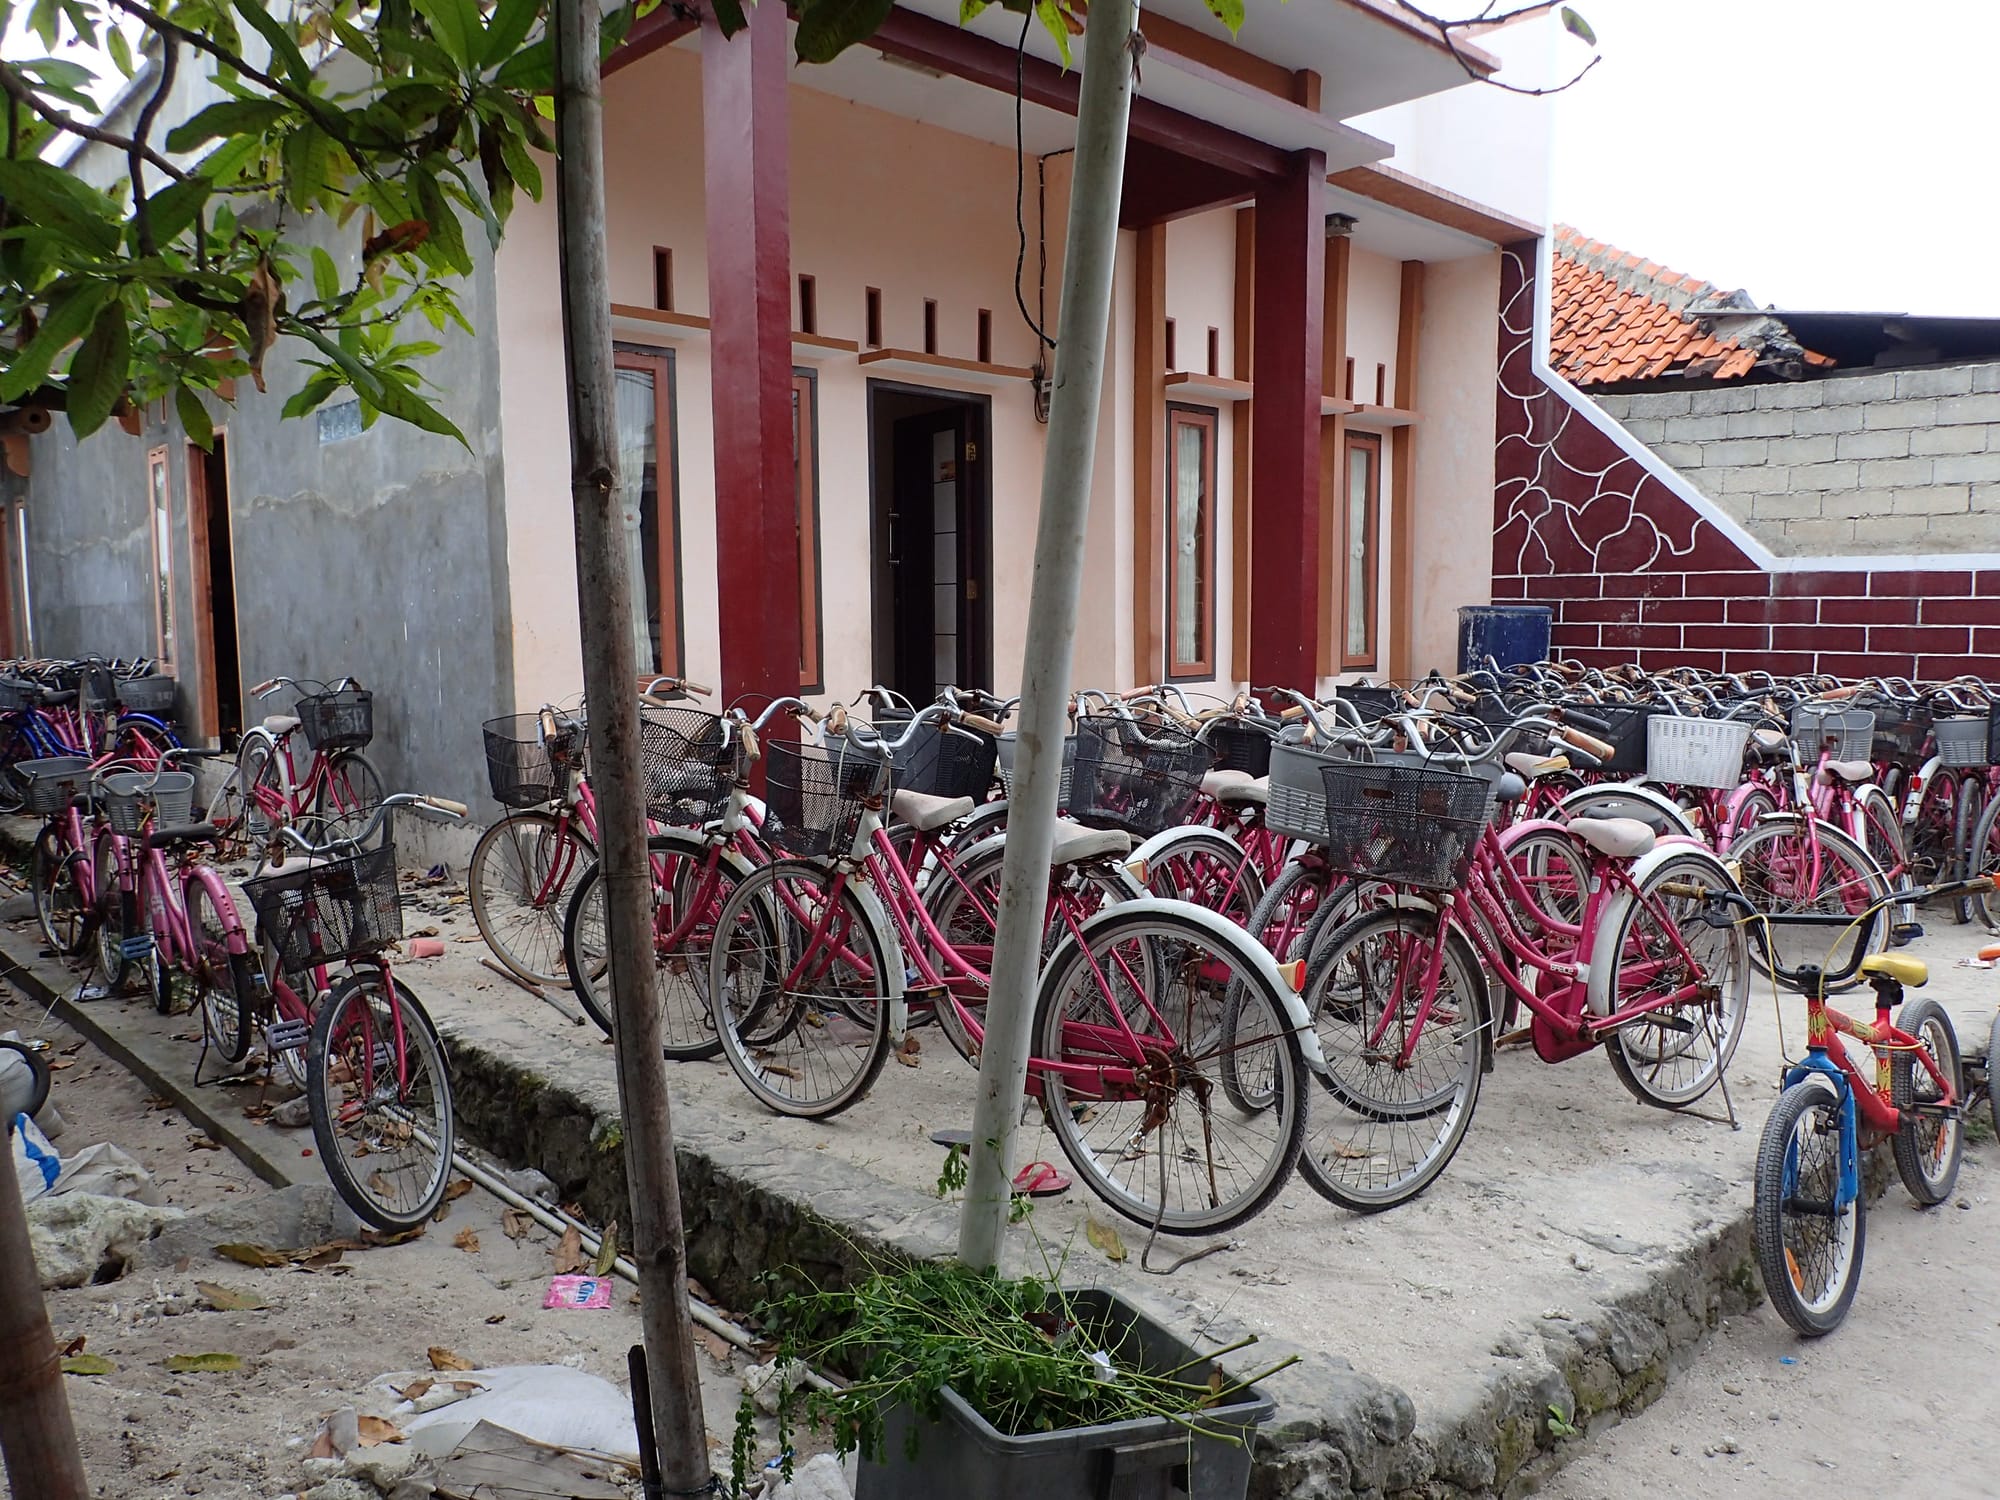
[638,706,737,827]
[872,711,999,800]
[483,712,587,809]
[115,674,178,717]
[1203,717,1276,777]
[298,689,375,752]
[1067,716,1215,839]
[1318,762,1491,890]
[244,840,402,978]
[761,737,892,858]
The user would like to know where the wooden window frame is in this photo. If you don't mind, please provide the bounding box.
[613,345,683,680]
[1339,429,1382,672]
[652,247,673,311]
[797,273,817,335]
[793,368,824,694]
[865,287,883,348]
[1164,404,1217,682]
[146,445,176,671]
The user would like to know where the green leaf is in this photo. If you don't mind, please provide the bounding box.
[163,1352,243,1373]
[280,370,342,419]
[497,129,543,203]
[1560,7,1596,46]
[481,0,539,68]
[1,281,115,401]
[65,301,130,439]
[412,0,481,71]
[309,245,341,303]
[0,158,122,255]
[413,171,469,276]
[491,36,552,89]
[232,0,315,88]
[1202,0,1244,35]
[959,0,990,20]
[138,176,212,250]
[177,386,214,451]
[164,98,290,153]
[283,124,331,206]
[708,0,748,36]
[794,0,895,64]
[106,25,135,78]
[296,325,465,444]
[61,1354,116,1376]
[1034,0,1071,67]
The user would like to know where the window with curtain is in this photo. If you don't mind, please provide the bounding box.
[793,370,822,692]
[147,447,176,668]
[1341,431,1381,670]
[613,348,680,678]
[1165,406,1216,679]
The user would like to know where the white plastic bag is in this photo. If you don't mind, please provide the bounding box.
[11,1112,60,1202]
[377,1365,640,1459]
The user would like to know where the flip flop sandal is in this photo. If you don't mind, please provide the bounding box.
[1012,1160,1071,1197]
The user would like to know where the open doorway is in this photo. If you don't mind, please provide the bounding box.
[868,384,992,702]
[186,433,242,746]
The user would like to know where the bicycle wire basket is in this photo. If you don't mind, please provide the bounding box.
[1933,715,1992,770]
[1645,716,1752,790]
[18,755,92,817]
[868,710,999,801]
[115,674,178,717]
[1066,716,1215,840]
[997,732,1075,806]
[1789,703,1875,762]
[1318,762,1492,890]
[1868,698,1932,764]
[482,712,588,809]
[77,661,119,715]
[244,839,403,978]
[639,705,738,827]
[761,737,892,858]
[1584,703,1662,775]
[298,689,375,752]
[100,770,196,835]
[1332,684,1402,723]
[1202,717,1277,778]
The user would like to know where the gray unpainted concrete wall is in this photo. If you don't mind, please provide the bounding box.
[1594,363,2000,556]
[16,219,517,815]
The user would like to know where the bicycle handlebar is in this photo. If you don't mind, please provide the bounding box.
[266,792,466,864]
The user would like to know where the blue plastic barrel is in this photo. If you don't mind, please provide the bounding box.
[1457,604,1552,673]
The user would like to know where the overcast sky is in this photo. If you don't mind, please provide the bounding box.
[1546,0,2000,317]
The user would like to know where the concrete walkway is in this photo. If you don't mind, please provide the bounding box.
[3,816,1993,1498]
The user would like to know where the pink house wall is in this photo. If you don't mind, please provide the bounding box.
[1494,242,2000,679]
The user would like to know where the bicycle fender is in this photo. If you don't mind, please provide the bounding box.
[1053,895,1330,1077]
[957,831,1148,899]
[1557,780,1699,840]
[1779,1064,1860,1207]
[844,876,907,1046]
[1125,823,1245,886]
[1584,844,1740,1019]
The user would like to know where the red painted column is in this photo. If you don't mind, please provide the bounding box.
[1249,150,1326,693]
[703,2,799,705]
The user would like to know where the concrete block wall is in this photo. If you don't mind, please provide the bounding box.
[1594,364,2000,556]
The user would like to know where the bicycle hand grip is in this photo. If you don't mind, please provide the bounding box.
[1980,943,2000,962]
[827,703,849,736]
[958,712,1005,736]
[1279,704,1307,720]
[1555,726,1615,762]
[678,679,714,698]
[1119,684,1158,701]
[423,797,469,818]
[741,723,761,761]
[251,678,280,697]
[637,692,677,709]
[1559,707,1613,735]
[1817,684,1862,700]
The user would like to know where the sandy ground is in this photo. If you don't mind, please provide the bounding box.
[2,988,756,1500]
[1537,1131,2000,1500]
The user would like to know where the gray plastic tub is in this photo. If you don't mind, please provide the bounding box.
[856,1289,1275,1500]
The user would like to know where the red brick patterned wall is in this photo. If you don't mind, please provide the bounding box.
[1494,241,1998,679]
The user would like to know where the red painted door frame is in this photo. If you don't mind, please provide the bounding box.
[702,1,801,711]
[1248,149,1326,694]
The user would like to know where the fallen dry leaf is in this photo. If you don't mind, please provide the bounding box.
[59,1335,86,1356]
[432,1178,474,1221]
[196,1282,267,1312]
[592,1222,618,1277]
[552,1224,585,1275]
[356,1415,404,1447]
[395,1378,435,1402]
[186,1134,222,1152]
[428,1346,475,1372]
[1085,1216,1128,1265]
[164,1352,243,1374]
[308,1428,337,1461]
[61,1354,114,1377]
[214,1243,290,1269]
[501,1209,532,1241]
[693,1328,733,1363]
[484,1313,505,1325]
[453,1228,480,1254]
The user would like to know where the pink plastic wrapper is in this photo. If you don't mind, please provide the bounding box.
[543,1274,614,1310]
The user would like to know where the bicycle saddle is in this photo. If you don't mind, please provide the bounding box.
[146,823,225,849]
[1050,820,1131,866]
[1819,760,1874,785]
[263,713,302,735]
[1565,816,1655,860]
[1201,769,1268,806]
[1504,750,1568,779]
[1858,952,1927,989]
[890,788,973,832]
[36,688,77,708]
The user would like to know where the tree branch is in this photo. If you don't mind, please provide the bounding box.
[1391,0,1599,95]
[128,36,179,257]
[0,57,191,181]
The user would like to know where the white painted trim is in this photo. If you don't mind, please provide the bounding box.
[1525,234,2000,574]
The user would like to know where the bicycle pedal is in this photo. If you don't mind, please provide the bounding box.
[118,933,156,961]
[1890,922,1924,947]
[263,1018,309,1054]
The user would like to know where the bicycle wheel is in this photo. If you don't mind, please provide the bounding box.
[0,733,28,814]
[1221,858,1334,1111]
[238,737,286,843]
[1136,828,1263,927]
[1906,768,1961,888]
[313,750,386,848]
[1890,997,1963,1206]
[1035,906,1306,1235]
[30,825,89,955]
[91,833,132,991]
[1969,792,2000,933]
[308,972,454,1231]
[1754,1074,1864,1337]
[1597,851,1751,1110]
[1294,908,1489,1213]
[185,879,251,1064]
[1950,779,1989,925]
[471,810,595,988]
[1855,786,1909,891]
[565,833,756,1061]
[706,859,893,1119]
[1728,815,1888,993]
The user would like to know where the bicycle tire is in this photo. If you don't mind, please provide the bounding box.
[186,879,251,1064]
[1220,859,1333,1112]
[239,737,285,843]
[1890,997,1963,1207]
[91,831,132,991]
[1950,779,1988,925]
[1035,904,1306,1235]
[1727,815,1889,993]
[1855,784,1909,891]
[945,799,1010,858]
[706,859,893,1119]
[1753,1073,1863,1337]
[1598,850,1751,1110]
[313,750,386,848]
[0,734,28,814]
[1990,1010,2000,1144]
[1294,907,1489,1213]
[1905,768,1960,887]
[1134,827,1263,927]
[307,972,455,1231]
[473,809,596,989]
[30,826,88,955]
[1968,792,2000,933]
